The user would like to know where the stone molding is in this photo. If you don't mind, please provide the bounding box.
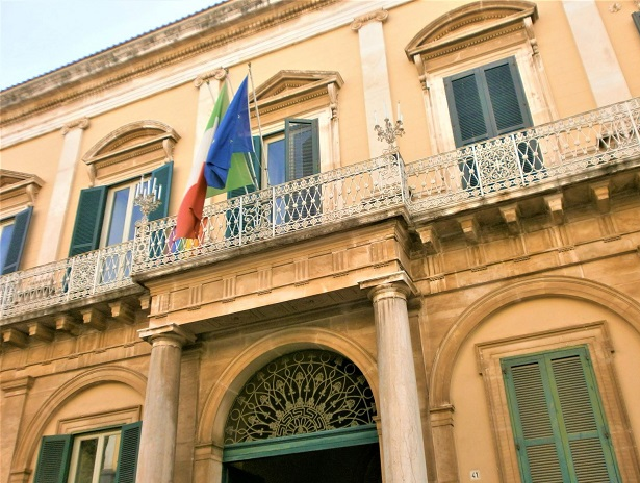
[194,68,227,87]
[138,323,197,347]
[0,0,413,149]
[350,9,389,30]
[196,326,379,447]
[360,270,419,301]
[429,275,640,410]
[10,365,147,477]
[1,377,34,396]
[0,170,44,214]
[60,117,89,135]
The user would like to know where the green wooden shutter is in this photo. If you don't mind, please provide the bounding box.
[149,161,173,222]
[33,434,72,483]
[503,347,621,483]
[633,11,640,35]
[284,119,319,181]
[69,186,107,256]
[2,206,33,274]
[115,421,142,483]
[444,71,490,146]
[483,57,532,135]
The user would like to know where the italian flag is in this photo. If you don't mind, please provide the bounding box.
[175,80,254,239]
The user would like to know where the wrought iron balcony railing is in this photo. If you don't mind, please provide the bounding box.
[1,98,639,320]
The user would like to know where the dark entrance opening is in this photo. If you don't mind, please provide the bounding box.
[225,442,382,483]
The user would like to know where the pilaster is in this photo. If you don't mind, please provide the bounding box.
[351,9,393,158]
[37,118,89,264]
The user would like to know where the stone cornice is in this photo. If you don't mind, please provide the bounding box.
[0,0,412,150]
[0,0,336,124]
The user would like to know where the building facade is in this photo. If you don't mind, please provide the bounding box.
[1,1,640,482]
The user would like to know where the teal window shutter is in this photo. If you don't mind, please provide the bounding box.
[1,206,33,274]
[444,57,532,148]
[445,72,490,146]
[502,347,622,483]
[149,161,173,222]
[69,186,107,256]
[633,11,640,35]
[115,421,142,483]
[33,434,72,483]
[484,57,532,135]
[284,119,319,181]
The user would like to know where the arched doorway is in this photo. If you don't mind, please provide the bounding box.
[222,350,381,483]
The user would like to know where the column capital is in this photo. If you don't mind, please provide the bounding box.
[351,9,388,31]
[194,68,227,87]
[359,271,418,301]
[60,117,89,135]
[138,324,197,348]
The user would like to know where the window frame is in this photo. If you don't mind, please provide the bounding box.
[100,177,147,248]
[502,346,622,482]
[33,421,142,483]
[67,427,122,483]
[444,56,533,148]
[476,322,640,482]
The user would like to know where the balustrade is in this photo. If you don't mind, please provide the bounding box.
[1,98,639,320]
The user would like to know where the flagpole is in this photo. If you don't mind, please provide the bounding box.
[248,62,269,187]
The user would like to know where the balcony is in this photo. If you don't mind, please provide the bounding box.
[1,98,639,322]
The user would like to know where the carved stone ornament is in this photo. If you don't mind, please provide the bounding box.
[351,9,389,30]
[224,350,376,444]
[60,117,90,135]
[194,68,227,87]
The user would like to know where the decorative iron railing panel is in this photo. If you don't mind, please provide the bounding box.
[1,99,639,319]
[0,241,134,318]
[132,156,405,272]
[406,98,640,212]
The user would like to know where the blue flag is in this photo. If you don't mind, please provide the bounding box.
[204,76,254,189]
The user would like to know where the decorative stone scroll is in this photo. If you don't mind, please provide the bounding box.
[224,350,376,444]
[350,9,389,31]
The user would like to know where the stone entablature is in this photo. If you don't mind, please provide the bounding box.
[144,220,411,329]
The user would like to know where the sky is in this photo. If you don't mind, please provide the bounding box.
[0,0,222,90]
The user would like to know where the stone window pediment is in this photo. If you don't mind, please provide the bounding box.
[251,70,343,122]
[82,120,180,185]
[405,1,538,65]
[0,169,44,215]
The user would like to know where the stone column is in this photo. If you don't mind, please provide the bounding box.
[351,9,393,158]
[137,324,196,483]
[361,272,428,483]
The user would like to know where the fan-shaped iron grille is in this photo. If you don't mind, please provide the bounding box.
[224,350,376,445]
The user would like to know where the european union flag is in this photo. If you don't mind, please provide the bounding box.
[204,75,254,189]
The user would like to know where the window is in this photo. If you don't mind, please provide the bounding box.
[502,347,621,483]
[0,206,33,275]
[633,11,640,36]
[100,179,145,248]
[444,57,543,191]
[69,163,172,257]
[444,57,532,147]
[33,422,141,483]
